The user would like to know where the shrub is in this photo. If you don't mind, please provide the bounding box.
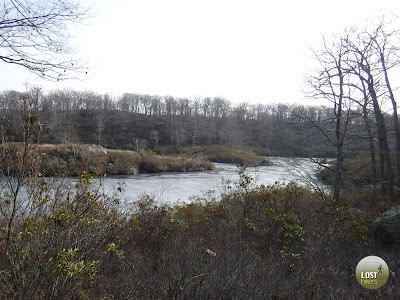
[106,150,140,175]
[0,172,123,299]
[139,152,214,173]
[2,147,400,299]
[1,144,215,176]
[204,145,266,166]
[154,145,270,166]
[317,156,386,186]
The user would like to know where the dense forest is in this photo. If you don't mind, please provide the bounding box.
[0,88,389,158]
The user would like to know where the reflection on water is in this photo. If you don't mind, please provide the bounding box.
[100,157,326,205]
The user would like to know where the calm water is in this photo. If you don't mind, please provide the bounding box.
[99,157,326,205]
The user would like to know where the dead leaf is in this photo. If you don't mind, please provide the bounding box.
[206,248,216,257]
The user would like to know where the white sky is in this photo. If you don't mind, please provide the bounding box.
[1,0,400,104]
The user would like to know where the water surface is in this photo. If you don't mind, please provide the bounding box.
[100,157,325,205]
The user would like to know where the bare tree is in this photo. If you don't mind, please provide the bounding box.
[0,0,89,80]
[307,35,353,201]
[349,67,378,187]
[345,25,395,199]
[368,18,400,187]
[95,110,106,146]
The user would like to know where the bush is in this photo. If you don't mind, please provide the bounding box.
[0,172,123,299]
[106,150,140,175]
[154,145,270,166]
[139,152,214,173]
[0,144,215,176]
[100,179,399,299]
[204,145,267,166]
[317,156,383,186]
[2,151,400,299]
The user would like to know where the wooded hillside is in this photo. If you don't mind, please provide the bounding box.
[0,89,383,158]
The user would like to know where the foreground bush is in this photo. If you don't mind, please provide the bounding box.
[1,165,399,299]
[106,181,399,299]
[0,172,123,299]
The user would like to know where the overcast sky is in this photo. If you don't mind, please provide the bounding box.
[1,0,400,104]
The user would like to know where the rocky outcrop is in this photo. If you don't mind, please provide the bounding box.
[258,159,273,166]
[373,206,400,249]
[88,145,108,154]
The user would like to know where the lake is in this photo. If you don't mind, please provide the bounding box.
[99,157,327,205]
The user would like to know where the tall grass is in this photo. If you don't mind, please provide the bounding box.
[156,145,270,166]
[0,144,214,176]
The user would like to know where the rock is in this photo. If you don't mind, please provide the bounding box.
[373,206,400,249]
[88,145,107,154]
[259,159,273,166]
[128,167,139,175]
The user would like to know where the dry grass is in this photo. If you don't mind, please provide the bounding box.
[0,143,214,176]
[156,145,269,166]
[139,152,214,173]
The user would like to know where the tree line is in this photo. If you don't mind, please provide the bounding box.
[0,87,375,157]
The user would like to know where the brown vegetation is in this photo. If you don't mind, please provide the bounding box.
[156,145,270,167]
[202,145,268,166]
[317,156,395,187]
[0,171,399,299]
[0,143,214,176]
[139,150,214,173]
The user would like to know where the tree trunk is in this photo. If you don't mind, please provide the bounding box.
[368,80,394,200]
[381,53,400,187]
[362,104,377,186]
